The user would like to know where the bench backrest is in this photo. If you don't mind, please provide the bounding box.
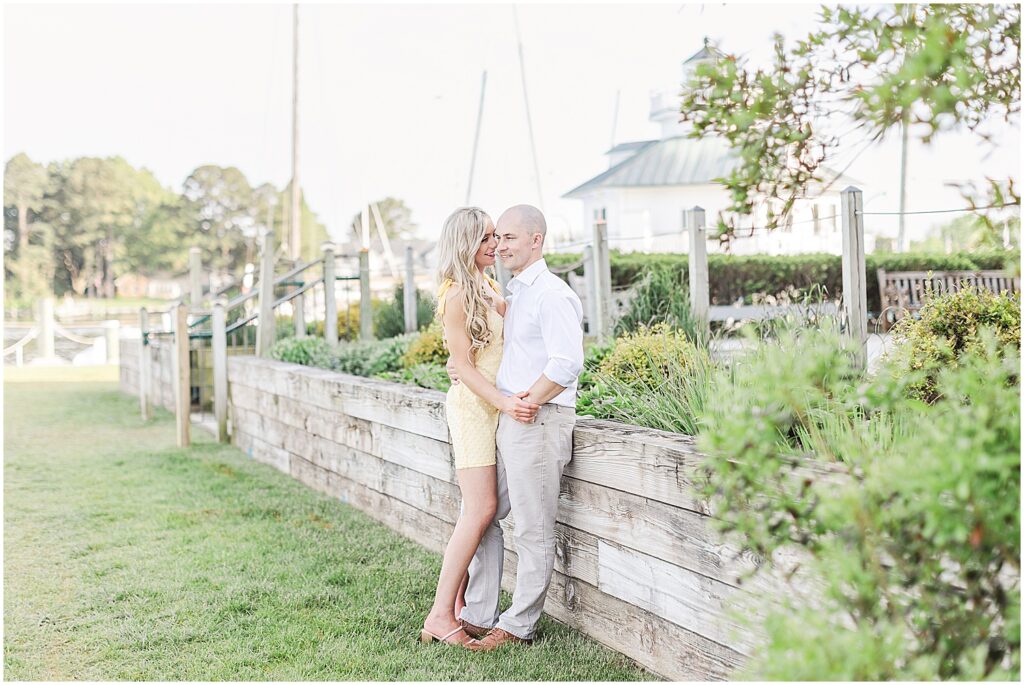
[876,269,1020,330]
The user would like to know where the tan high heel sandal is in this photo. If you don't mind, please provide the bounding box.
[420,625,471,646]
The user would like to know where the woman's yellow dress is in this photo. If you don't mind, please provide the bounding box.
[437,278,504,470]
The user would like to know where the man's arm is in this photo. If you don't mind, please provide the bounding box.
[525,289,584,405]
[523,374,566,406]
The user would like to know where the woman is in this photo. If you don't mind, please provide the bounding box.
[420,207,538,647]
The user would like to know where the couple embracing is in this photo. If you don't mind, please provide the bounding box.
[419,204,584,651]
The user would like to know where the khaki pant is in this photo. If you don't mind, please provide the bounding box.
[459,403,575,640]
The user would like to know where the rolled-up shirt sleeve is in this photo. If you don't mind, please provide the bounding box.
[539,290,585,387]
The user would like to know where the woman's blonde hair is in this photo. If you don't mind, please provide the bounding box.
[436,206,494,354]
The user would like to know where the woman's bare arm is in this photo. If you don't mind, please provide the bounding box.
[442,286,537,422]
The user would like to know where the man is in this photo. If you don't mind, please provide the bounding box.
[452,204,584,650]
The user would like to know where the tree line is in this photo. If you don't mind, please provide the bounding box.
[3,153,330,305]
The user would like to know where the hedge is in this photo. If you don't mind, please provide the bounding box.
[545,250,1019,315]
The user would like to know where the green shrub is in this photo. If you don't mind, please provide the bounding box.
[372,285,435,339]
[376,363,451,393]
[596,323,701,389]
[889,286,1021,401]
[333,334,415,377]
[578,324,715,435]
[697,328,1020,680]
[269,336,335,368]
[401,320,448,368]
[578,338,617,391]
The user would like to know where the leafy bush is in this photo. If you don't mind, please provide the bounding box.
[576,338,617,417]
[577,324,715,435]
[269,336,335,368]
[596,323,702,389]
[698,328,1020,680]
[376,363,451,393]
[401,320,448,368]
[577,338,616,389]
[889,286,1021,401]
[271,331,416,378]
[333,334,415,377]
[372,285,436,339]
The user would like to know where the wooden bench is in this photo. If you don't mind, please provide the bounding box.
[877,269,1020,331]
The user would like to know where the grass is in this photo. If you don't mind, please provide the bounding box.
[3,367,654,681]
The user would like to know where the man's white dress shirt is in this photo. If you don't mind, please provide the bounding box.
[496,258,584,408]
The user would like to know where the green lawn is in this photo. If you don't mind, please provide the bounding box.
[3,366,653,681]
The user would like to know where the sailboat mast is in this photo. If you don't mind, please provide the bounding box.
[289,3,301,261]
[465,70,487,205]
[513,5,544,215]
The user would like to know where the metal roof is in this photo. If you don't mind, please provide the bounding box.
[565,135,862,198]
[564,136,739,197]
[604,140,659,155]
[683,38,727,65]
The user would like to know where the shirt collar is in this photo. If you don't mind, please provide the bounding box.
[508,258,548,292]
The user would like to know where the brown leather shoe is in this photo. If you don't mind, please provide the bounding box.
[459,618,491,639]
[466,627,533,651]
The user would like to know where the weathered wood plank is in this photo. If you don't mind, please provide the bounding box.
[232,405,288,451]
[312,436,462,524]
[568,419,711,514]
[326,464,454,555]
[541,564,743,681]
[555,525,600,588]
[290,453,334,496]
[230,382,455,484]
[598,540,768,656]
[570,418,848,515]
[559,475,759,585]
[229,382,277,417]
[332,379,449,442]
[232,409,444,518]
[559,476,821,602]
[282,394,377,455]
[372,422,455,484]
[229,357,450,441]
[233,429,291,474]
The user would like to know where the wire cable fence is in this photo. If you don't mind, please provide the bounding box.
[548,200,1021,245]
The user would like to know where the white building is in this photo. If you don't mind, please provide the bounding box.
[564,41,869,256]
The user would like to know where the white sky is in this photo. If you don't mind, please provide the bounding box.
[4,1,1020,246]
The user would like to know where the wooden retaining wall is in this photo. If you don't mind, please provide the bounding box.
[119,345,822,680]
[120,337,176,411]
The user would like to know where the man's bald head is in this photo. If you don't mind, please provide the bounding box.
[498,204,547,240]
[496,204,548,274]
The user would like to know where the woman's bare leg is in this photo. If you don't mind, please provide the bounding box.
[423,465,497,643]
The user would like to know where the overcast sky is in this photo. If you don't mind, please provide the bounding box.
[4,1,1020,246]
